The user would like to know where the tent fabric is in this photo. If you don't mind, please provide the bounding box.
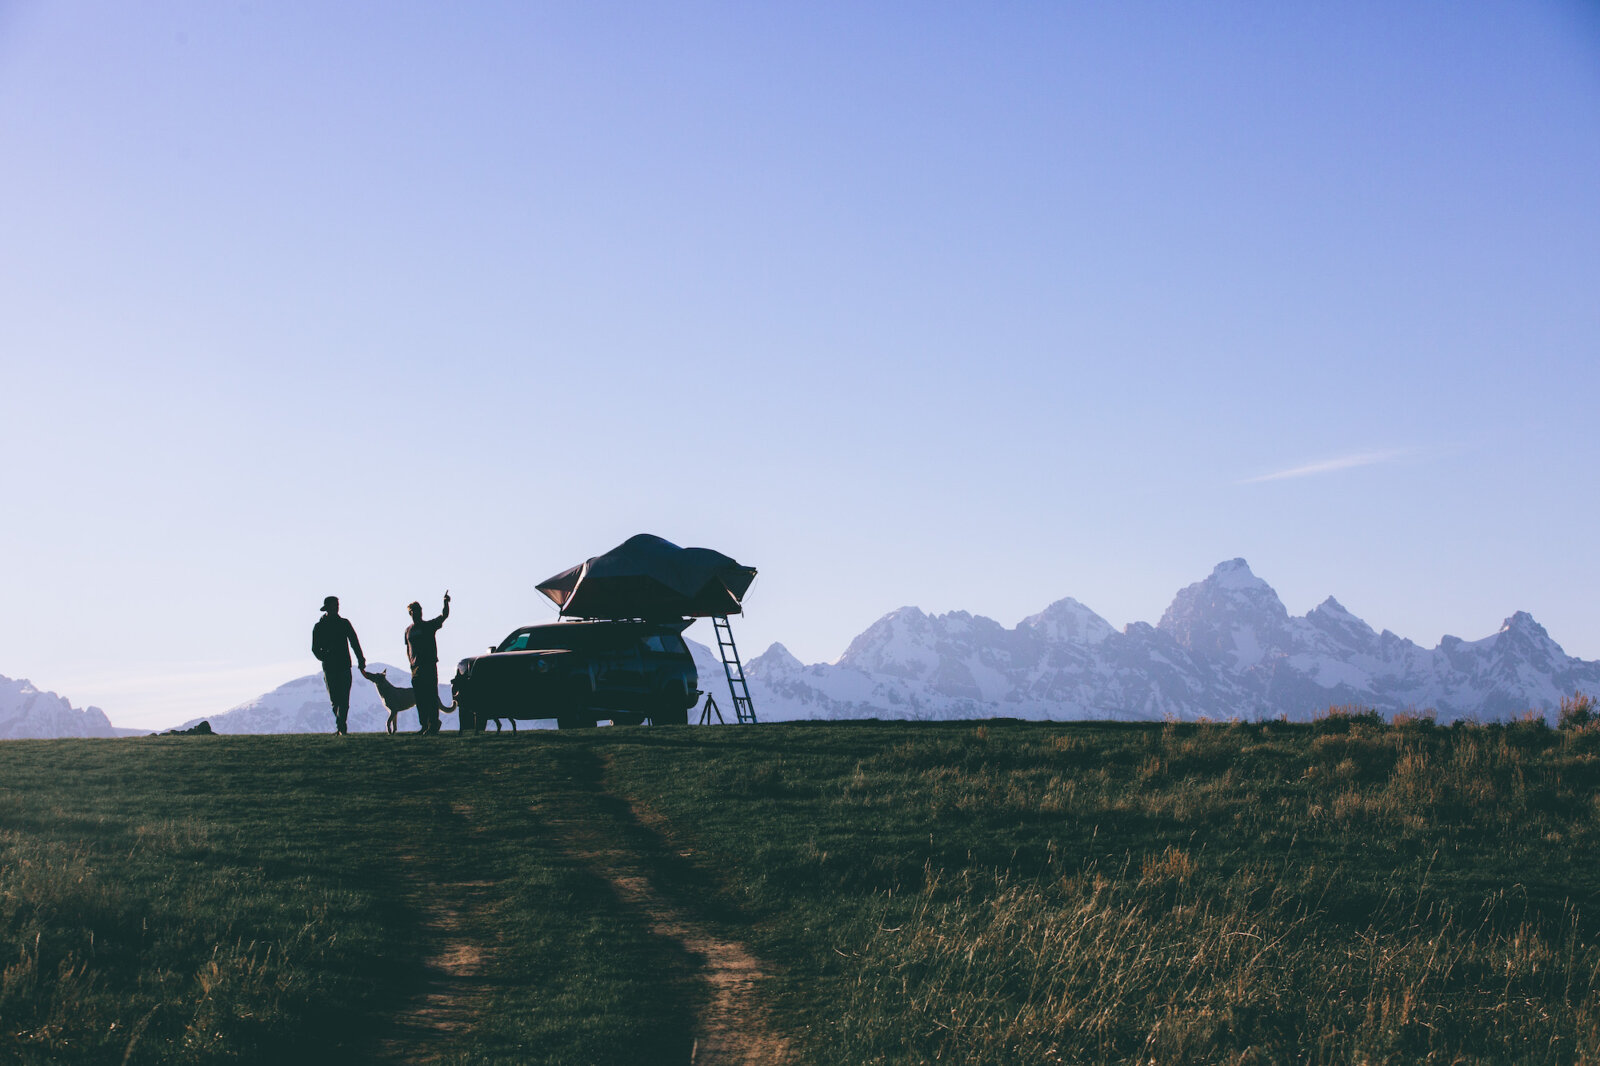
[536,534,757,620]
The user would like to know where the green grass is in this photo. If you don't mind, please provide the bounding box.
[2,716,1598,1064]
[0,737,690,1065]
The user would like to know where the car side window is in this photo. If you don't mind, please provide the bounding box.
[642,635,688,655]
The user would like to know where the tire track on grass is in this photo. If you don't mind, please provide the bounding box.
[375,802,497,1065]
[537,747,794,1066]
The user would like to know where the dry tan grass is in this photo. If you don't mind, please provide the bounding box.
[828,855,1598,1065]
[690,713,1600,1065]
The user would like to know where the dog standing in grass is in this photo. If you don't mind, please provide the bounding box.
[360,668,416,734]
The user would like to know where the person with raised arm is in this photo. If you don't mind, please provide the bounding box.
[405,591,450,735]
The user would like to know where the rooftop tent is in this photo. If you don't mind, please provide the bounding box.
[537,534,757,620]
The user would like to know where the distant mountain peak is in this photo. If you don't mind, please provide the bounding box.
[1020,597,1116,645]
[1172,559,1283,608]
[839,607,942,679]
[1211,557,1266,590]
[755,642,802,670]
[1307,595,1372,630]
[884,605,928,622]
[0,674,117,739]
[1297,596,1381,661]
[1490,611,1564,663]
[1158,559,1290,665]
[1501,611,1546,636]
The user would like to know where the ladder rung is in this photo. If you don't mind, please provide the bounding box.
[708,614,756,725]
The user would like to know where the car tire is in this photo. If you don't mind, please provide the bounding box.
[556,716,596,730]
[650,707,690,726]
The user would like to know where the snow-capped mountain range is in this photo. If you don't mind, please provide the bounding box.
[5,559,1596,737]
[742,559,1600,723]
[0,675,117,738]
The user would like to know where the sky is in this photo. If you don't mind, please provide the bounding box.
[2,2,1597,730]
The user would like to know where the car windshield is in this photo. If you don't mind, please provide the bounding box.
[497,630,535,652]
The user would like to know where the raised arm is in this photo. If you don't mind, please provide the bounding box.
[434,591,450,627]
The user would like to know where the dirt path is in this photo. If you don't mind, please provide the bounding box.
[374,803,499,1064]
[536,749,795,1066]
[371,759,792,1065]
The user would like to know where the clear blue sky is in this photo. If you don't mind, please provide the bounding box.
[2,2,1597,728]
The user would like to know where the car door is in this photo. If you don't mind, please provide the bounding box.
[589,639,647,710]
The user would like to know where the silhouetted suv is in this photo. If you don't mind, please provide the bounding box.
[451,619,698,730]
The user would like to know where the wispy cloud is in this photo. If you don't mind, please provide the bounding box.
[1240,449,1410,484]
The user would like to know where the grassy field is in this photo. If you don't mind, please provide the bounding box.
[2,713,1598,1064]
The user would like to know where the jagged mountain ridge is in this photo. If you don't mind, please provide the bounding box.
[742,559,1600,722]
[0,674,118,739]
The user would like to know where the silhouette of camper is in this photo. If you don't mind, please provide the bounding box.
[451,534,757,730]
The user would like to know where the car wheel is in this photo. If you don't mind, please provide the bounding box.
[650,707,689,726]
[556,716,596,730]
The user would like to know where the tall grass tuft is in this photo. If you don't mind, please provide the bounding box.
[1559,692,1596,731]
